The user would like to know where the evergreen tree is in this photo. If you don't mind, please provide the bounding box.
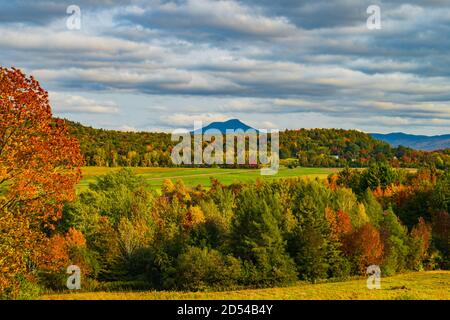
[362,189,384,226]
[379,208,409,275]
[288,195,329,283]
[229,187,297,287]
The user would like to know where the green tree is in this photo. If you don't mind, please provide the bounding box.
[288,195,329,282]
[230,187,297,287]
[360,162,397,191]
[379,208,409,275]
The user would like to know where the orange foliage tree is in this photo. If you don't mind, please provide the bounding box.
[0,67,83,296]
[411,217,431,258]
[325,207,353,242]
[344,223,384,274]
[42,228,87,273]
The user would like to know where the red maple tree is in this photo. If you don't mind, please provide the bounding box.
[0,67,84,296]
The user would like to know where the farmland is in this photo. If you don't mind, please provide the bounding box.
[77,166,338,192]
[43,271,450,300]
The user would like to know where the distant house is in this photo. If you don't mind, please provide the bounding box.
[330,155,339,160]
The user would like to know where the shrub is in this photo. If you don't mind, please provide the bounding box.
[175,247,242,291]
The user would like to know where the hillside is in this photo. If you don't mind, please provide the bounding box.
[66,119,174,167]
[64,119,450,169]
[371,132,450,151]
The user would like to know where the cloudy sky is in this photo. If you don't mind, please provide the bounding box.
[1,0,450,134]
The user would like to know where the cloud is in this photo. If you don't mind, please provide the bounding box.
[119,0,299,40]
[0,0,450,135]
[159,113,229,129]
[0,0,136,25]
[50,92,119,114]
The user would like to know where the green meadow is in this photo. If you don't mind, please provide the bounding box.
[77,166,338,192]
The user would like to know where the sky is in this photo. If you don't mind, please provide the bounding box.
[1,0,450,135]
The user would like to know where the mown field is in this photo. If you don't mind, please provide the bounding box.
[43,271,450,300]
[77,166,337,192]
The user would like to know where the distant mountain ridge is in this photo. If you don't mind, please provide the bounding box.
[192,119,257,134]
[371,132,450,151]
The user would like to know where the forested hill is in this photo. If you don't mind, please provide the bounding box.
[65,119,450,169]
[66,120,174,167]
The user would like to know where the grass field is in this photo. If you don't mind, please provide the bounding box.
[43,271,450,300]
[77,166,338,192]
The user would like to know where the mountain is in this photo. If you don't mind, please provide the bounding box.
[371,132,450,151]
[192,119,257,134]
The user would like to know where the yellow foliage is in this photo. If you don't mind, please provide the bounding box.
[162,179,175,194]
[355,203,370,228]
[183,206,205,229]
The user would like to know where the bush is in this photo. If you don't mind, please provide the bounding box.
[14,276,42,300]
[175,247,242,291]
[0,276,42,300]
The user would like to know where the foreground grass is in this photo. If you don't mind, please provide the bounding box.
[44,271,449,300]
[77,166,337,192]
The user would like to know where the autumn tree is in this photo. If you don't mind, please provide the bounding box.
[325,208,353,242]
[344,223,384,274]
[408,217,432,270]
[324,207,353,278]
[0,67,83,297]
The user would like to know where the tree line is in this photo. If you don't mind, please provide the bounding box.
[67,120,450,169]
